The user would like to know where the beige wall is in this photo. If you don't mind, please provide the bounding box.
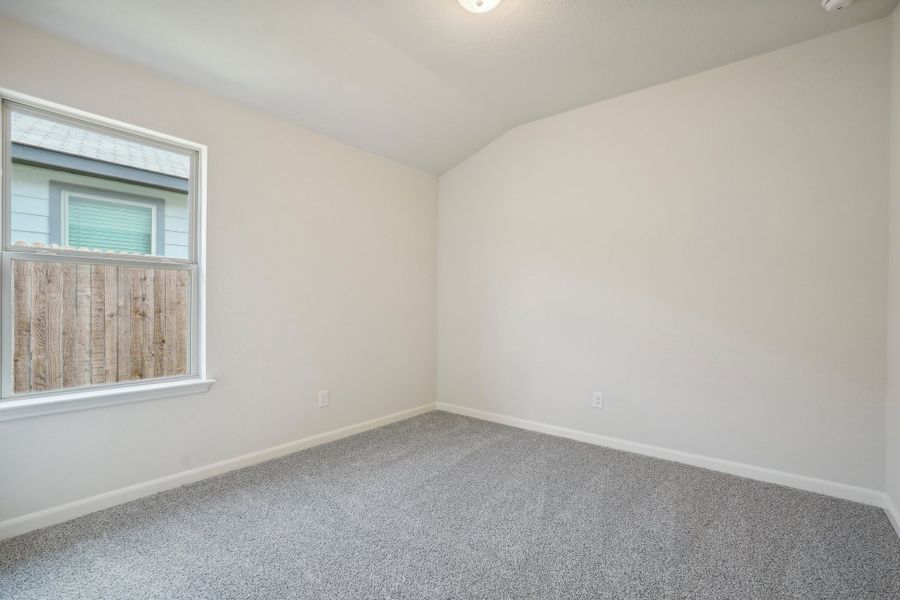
[887,6,900,515]
[438,20,890,490]
[0,18,437,521]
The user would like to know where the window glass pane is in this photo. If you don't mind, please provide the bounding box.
[11,258,191,394]
[9,108,191,259]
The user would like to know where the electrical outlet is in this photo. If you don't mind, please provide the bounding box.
[592,391,604,409]
[318,390,329,408]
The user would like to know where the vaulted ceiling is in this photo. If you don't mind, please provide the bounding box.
[0,0,896,174]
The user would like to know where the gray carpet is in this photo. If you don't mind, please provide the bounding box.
[1,411,898,600]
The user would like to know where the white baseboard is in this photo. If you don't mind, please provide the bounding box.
[0,402,436,541]
[435,402,887,509]
[885,495,900,540]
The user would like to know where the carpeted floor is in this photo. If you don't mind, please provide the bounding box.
[1,411,899,599]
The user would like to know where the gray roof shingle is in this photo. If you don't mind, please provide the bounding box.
[11,112,190,179]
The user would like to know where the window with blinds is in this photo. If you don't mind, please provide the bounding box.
[66,194,155,254]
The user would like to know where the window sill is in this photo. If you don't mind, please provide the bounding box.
[0,378,215,422]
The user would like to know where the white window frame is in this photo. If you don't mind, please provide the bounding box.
[0,89,212,422]
[61,190,159,255]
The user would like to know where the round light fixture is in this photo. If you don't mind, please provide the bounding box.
[458,0,502,14]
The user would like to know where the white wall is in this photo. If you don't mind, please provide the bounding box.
[0,18,437,522]
[887,6,900,517]
[438,20,890,490]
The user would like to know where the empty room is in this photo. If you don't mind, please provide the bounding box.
[0,0,899,598]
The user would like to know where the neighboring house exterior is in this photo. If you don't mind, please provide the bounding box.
[10,112,190,259]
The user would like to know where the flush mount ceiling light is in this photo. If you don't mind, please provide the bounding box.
[458,0,502,14]
[821,0,854,11]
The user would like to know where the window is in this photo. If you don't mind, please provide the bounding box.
[63,189,158,254]
[0,91,210,419]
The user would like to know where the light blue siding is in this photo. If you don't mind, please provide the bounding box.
[163,212,189,258]
[164,231,189,246]
[164,245,189,259]
[11,212,50,234]
[164,216,189,229]
[11,195,50,216]
[11,193,51,244]
[9,174,47,199]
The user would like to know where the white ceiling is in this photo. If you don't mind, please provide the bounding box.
[0,0,896,174]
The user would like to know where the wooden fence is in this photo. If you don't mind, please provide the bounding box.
[12,259,190,393]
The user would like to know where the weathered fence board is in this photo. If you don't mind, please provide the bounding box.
[173,270,188,375]
[116,267,132,382]
[12,259,190,394]
[75,264,92,387]
[61,263,77,388]
[102,265,118,383]
[127,267,145,382]
[13,260,31,393]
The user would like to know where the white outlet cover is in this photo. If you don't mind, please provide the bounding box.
[318,390,329,407]
[592,392,604,409]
